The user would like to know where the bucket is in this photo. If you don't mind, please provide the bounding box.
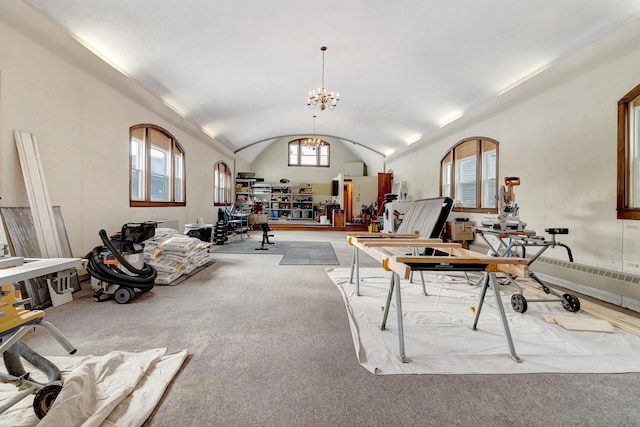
[320,215,328,224]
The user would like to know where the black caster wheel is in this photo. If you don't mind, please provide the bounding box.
[511,293,528,313]
[92,288,104,302]
[114,287,133,304]
[33,383,62,419]
[562,293,580,312]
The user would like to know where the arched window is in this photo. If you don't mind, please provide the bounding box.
[288,139,330,167]
[440,137,498,212]
[214,161,232,205]
[130,124,185,207]
[617,83,640,220]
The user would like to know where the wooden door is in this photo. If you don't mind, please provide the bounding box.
[377,173,392,216]
[344,182,353,222]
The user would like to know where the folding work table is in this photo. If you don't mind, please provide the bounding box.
[347,233,529,363]
[474,227,580,313]
[0,256,82,416]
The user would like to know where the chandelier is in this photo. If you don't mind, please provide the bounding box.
[307,46,340,111]
[304,115,324,150]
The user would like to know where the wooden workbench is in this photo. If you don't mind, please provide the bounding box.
[346,232,529,363]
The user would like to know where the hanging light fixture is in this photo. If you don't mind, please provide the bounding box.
[304,115,323,150]
[307,46,340,111]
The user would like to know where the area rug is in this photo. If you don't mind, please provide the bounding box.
[213,240,339,265]
[0,348,188,426]
[278,242,339,265]
[327,267,640,375]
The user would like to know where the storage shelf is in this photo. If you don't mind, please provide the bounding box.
[234,179,315,220]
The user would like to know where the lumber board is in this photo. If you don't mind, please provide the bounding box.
[543,314,615,333]
[346,232,420,239]
[451,247,528,277]
[382,258,412,279]
[353,242,411,278]
[359,240,458,248]
[518,280,640,336]
[584,303,640,336]
[351,236,528,278]
[14,130,62,258]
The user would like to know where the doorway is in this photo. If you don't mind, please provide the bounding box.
[344,182,353,222]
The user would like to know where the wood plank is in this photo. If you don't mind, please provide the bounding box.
[575,300,640,336]
[351,236,528,278]
[518,280,640,336]
[543,314,615,333]
[359,240,456,248]
[495,263,529,278]
[451,247,528,276]
[382,258,412,279]
[14,130,62,258]
[347,232,420,239]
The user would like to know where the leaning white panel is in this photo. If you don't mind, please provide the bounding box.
[13,130,63,258]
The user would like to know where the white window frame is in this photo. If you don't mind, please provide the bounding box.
[440,137,499,213]
[129,124,186,207]
[288,139,330,167]
[214,161,232,205]
[482,149,497,208]
[455,156,477,208]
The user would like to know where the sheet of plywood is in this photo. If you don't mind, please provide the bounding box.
[544,314,615,333]
[519,279,640,336]
[0,207,81,302]
[14,129,62,258]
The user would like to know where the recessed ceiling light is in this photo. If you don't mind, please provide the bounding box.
[497,63,551,96]
[406,134,422,145]
[439,111,464,128]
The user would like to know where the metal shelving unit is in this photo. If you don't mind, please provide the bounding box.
[234,177,314,220]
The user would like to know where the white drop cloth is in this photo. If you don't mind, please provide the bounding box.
[327,267,640,375]
[1,348,187,426]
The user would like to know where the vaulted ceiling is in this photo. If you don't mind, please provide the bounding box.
[23,0,640,165]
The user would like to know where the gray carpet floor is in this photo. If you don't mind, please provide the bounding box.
[213,239,339,265]
[21,231,640,426]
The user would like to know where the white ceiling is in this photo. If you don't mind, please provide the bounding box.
[23,0,640,165]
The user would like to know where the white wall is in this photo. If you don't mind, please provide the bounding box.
[0,8,233,256]
[251,136,364,183]
[387,19,640,299]
[348,176,377,216]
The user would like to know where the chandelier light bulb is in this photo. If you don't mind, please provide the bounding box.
[303,115,324,149]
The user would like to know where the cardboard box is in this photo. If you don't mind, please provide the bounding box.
[446,221,475,241]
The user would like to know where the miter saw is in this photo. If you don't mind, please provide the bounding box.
[481,176,528,231]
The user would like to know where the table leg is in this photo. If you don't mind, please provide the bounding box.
[488,273,522,363]
[393,273,407,363]
[349,246,356,284]
[472,274,489,330]
[380,274,394,330]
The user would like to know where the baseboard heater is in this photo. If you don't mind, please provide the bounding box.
[469,243,640,313]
